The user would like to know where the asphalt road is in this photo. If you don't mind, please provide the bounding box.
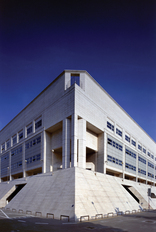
[0,209,156,232]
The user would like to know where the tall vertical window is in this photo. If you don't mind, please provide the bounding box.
[35,119,42,130]
[27,125,32,135]
[19,131,23,140]
[71,74,80,86]
[2,143,5,152]
[131,140,136,147]
[12,135,17,145]
[7,140,10,149]
[116,128,122,137]
[107,121,114,131]
[138,144,142,151]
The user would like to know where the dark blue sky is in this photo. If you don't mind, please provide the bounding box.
[0,0,156,141]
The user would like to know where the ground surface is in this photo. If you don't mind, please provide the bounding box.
[0,209,156,232]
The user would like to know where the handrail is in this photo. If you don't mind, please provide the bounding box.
[117,211,124,216]
[80,215,89,222]
[95,214,103,219]
[26,210,32,215]
[18,209,23,213]
[46,213,54,219]
[60,215,69,222]
[107,212,114,217]
[35,211,42,217]
[125,210,130,214]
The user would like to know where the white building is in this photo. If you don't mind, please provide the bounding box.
[0,70,156,220]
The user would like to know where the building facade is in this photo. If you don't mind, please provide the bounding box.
[0,70,156,186]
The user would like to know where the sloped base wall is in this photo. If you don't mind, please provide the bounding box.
[1,167,156,221]
[75,168,156,220]
[4,168,75,219]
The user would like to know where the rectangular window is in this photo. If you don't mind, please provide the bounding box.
[27,126,32,135]
[37,136,41,144]
[131,140,136,147]
[26,143,29,149]
[7,141,10,149]
[138,144,142,151]
[116,128,122,137]
[148,152,150,157]
[71,74,80,86]
[125,135,130,142]
[143,148,146,154]
[35,119,42,130]
[13,136,17,145]
[19,132,23,140]
[107,121,114,131]
[2,143,5,151]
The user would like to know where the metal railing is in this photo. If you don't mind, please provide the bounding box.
[60,215,69,222]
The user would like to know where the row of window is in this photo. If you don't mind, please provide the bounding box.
[125,163,136,171]
[148,162,154,169]
[1,154,9,161]
[107,138,123,151]
[148,172,154,178]
[125,149,136,159]
[11,161,22,170]
[1,119,42,152]
[107,121,154,159]
[138,156,146,164]
[11,147,22,156]
[107,155,122,166]
[25,136,41,149]
[26,154,41,164]
[138,169,146,175]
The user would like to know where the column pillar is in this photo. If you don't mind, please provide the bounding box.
[71,114,78,167]
[62,118,71,169]
[42,130,46,173]
[123,144,125,180]
[78,118,86,169]
[97,132,104,173]
[104,131,107,174]
[23,143,26,178]
[136,153,138,182]
[9,150,12,181]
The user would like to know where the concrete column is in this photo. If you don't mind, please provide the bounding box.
[136,153,138,182]
[97,132,104,173]
[71,114,78,167]
[24,126,27,139]
[17,132,19,144]
[62,118,71,169]
[122,144,125,179]
[146,158,148,184]
[104,131,107,174]
[0,156,1,182]
[9,150,11,181]
[23,143,26,178]
[78,118,86,169]
[42,130,46,173]
[32,120,35,133]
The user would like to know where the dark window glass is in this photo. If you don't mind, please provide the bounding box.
[19,132,23,140]
[27,126,32,135]
[35,120,42,130]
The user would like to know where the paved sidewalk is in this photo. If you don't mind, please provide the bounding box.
[0,209,156,232]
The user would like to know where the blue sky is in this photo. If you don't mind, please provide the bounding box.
[0,0,156,141]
